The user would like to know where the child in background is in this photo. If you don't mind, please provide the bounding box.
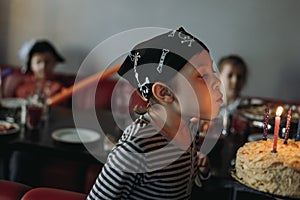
[87,27,223,200]
[218,55,248,114]
[4,39,66,100]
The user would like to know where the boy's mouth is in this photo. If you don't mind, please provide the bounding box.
[216,95,223,104]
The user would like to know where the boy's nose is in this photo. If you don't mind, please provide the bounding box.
[39,62,46,69]
[230,76,238,85]
[212,76,221,90]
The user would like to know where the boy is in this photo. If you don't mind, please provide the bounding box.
[87,27,223,200]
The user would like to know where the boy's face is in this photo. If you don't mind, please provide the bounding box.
[30,52,57,79]
[219,63,246,102]
[171,50,223,120]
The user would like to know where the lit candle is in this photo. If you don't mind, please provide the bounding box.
[262,106,269,140]
[295,118,300,141]
[272,106,283,153]
[284,108,292,144]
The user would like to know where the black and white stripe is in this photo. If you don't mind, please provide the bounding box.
[87,119,200,200]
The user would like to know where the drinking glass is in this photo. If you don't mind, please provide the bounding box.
[26,96,44,130]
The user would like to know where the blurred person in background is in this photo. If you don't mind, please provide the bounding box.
[218,54,248,115]
[3,39,68,101]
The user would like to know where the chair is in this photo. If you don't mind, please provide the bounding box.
[0,179,31,200]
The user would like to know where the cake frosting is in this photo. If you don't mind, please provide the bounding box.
[233,138,300,198]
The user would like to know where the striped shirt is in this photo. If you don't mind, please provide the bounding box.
[87,117,201,200]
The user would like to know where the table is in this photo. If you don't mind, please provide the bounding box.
[1,98,297,199]
[0,105,116,180]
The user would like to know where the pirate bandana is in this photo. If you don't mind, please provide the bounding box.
[117,27,209,99]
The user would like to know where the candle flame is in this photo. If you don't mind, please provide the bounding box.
[276,106,284,116]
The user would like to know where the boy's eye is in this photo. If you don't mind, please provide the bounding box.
[198,74,208,79]
[197,74,203,78]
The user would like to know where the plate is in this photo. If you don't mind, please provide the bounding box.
[247,133,274,142]
[252,120,272,130]
[0,120,20,135]
[238,103,300,123]
[1,98,27,108]
[51,128,100,144]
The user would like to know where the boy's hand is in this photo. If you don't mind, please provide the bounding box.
[198,154,211,177]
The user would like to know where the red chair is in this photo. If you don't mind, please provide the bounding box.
[2,68,24,98]
[0,179,31,200]
[21,188,87,200]
[73,78,117,110]
[0,179,87,200]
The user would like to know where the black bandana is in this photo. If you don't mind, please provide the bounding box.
[117,27,209,99]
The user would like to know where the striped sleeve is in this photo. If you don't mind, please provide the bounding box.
[87,125,145,200]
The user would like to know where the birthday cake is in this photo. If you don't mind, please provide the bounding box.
[233,138,300,198]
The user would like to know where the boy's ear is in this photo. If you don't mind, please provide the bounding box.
[152,82,174,103]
